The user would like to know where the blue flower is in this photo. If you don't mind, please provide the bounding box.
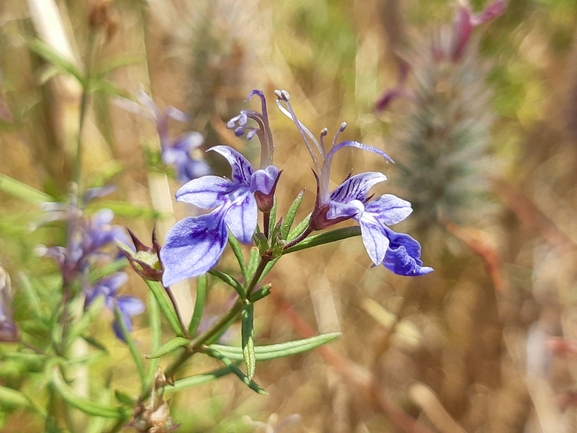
[85,272,145,341]
[276,90,432,276]
[160,91,281,286]
[121,91,212,183]
[160,145,280,286]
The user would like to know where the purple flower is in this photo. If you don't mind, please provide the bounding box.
[276,90,432,276]
[85,272,145,341]
[120,91,212,183]
[39,198,129,286]
[0,268,18,343]
[160,145,280,286]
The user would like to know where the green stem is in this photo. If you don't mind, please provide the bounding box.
[72,29,97,188]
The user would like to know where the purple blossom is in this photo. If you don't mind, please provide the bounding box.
[276,90,432,276]
[84,272,145,341]
[39,192,129,286]
[0,268,18,343]
[120,91,212,183]
[160,145,280,286]
[160,91,281,286]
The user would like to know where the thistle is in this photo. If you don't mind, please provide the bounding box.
[376,0,504,238]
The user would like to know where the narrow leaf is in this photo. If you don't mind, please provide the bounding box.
[0,386,44,414]
[95,55,143,77]
[287,213,311,242]
[51,368,128,418]
[146,337,190,359]
[27,39,84,83]
[87,200,164,219]
[209,332,340,361]
[248,284,271,303]
[247,247,260,279]
[188,274,207,336]
[113,305,146,388]
[145,280,185,337]
[281,190,305,239]
[0,173,52,203]
[202,348,267,394]
[228,234,248,283]
[209,269,246,299]
[164,365,236,394]
[241,303,256,380]
[269,196,278,234]
[284,226,361,254]
[65,296,106,348]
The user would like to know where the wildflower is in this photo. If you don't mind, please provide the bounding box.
[84,272,144,341]
[160,145,280,286]
[161,90,280,286]
[276,90,432,276]
[0,267,19,343]
[120,91,212,183]
[38,188,129,285]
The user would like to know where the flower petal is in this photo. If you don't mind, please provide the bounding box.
[209,145,255,185]
[224,193,258,244]
[117,295,145,317]
[330,172,387,203]
[382,228,433,276]
[251,165,280,195]
[359,216,390,265]
[365,194,413,226]
[160,210,228,286]
[175,176,235,209]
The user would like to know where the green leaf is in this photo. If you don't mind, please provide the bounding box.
[269,195,278,233]
[209,332,340,361]
[146,337,190,359]
[51,368,129,419]
[260,257,280,282]
[0,386,45,414]
[247,247,260,279]
[145,280,185,337]
[65,296,106,348]
[281,190,305,239]
[209,269,246,299]
[228,234,248,283]
[0,173,52,203]
[27,39,84,84]
[188,274,207,336]
[248,284,271,303]
[287,213,311,242]
[17,272,43,318]
[113,305,146,388]
[95,55,143,77]
[88,79,130,98]
[241,303,256,380]
[164,365,236,394]
[87,200,164,219]
[202,348,267,395]
[88,258,128,284]
[283,226,360,254]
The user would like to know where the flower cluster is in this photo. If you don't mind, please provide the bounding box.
[160,90,432,287]
[39,186,144,340]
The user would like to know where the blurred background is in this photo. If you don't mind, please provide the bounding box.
[2,0,577,431]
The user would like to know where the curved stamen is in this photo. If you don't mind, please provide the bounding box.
[275,90,323,173]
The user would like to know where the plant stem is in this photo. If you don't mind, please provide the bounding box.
[140,256,273,401]
[72,29,97,188]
